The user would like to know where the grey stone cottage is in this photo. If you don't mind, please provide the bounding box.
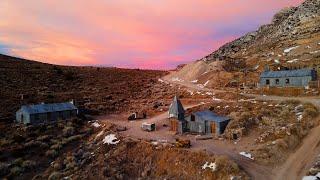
[168,96,230,135]
[16,102,78,125]
[260,68,317,88]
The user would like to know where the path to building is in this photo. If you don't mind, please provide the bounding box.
[161,77,320,180]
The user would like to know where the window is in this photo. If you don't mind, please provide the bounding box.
[275,79,280,84]
[191,115,195,121]
[266,79,270,85]
[285,79,290,84]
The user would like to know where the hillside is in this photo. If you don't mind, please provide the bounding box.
[167,0,320,88]
[0,54,177,121]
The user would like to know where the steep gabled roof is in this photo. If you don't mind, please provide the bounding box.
[21,102,77,114]
[260,68,314,78]
[169,96,185,115]
[193,110,229,123]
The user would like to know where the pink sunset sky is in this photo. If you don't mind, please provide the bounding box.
[0,0,303,69]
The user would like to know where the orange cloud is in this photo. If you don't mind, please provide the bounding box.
[0,0,304,69]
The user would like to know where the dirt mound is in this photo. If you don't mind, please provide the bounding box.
[166,60,224,82]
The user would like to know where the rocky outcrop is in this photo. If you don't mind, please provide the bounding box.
[200,0,320,62]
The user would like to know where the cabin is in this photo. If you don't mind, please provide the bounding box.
[185,110,231,135]
[168,96,230,135]
[16,102,78,125]
[260,68,317,88]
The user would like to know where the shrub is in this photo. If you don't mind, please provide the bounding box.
[46,149,58,158]
[50,143,63,151]
[53,162,64,171]
[304,107,318,118]
[21,160,36,170]
[0,138,10,147]
[36,135,50,141]
[53,66,63,74]
[12,158,23,166]
[48,171,62,180]
[25,140,42,148]
[0,162,9,176]
[64,71,77,81]
[10,166,23,176]
[63,126,75,137]
[66,135,82,143]
[281,100,301,106]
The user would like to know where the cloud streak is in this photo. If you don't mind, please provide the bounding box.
[0,0,303,69]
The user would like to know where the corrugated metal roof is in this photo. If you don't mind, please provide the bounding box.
[260,69,313,78]
[193,110,229,123]
[21,102,77,114]
[169,96,185,115]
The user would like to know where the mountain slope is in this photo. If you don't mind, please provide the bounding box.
[168,0,320,88]
[0,54,171,121]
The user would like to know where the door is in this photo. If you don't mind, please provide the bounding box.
[211,122,216,134]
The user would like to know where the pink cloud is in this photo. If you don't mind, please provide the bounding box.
[0,0,304,69]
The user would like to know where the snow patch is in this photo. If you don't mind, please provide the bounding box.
[284,46,299,53]
[204,80,210,87]
[212,97,222,102]
[158,78,164,83]
[187,90,194,95]
[191,80,198,83]
[310,50,320,54]
[302,176,317,180]
[171,77,184,82]
[92,122,101,128]
[206,92,213,96]
[287,59,299,63]
[274,59,280,64]
[202,162,217,172]
[201,71,208,75]
[297,114,303,122]
[102,134,120,145]
[239,152,254,160]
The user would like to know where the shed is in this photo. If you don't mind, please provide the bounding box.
[16,102,78,125]
[168,96,186,133]
[185,110,230,135]
[260,68,317,87]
